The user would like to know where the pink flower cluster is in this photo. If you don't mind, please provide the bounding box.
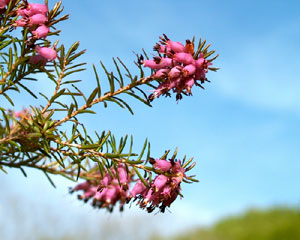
[16,2,49,37]
[71,164,131,212]
[128,159,186,213]
[15,1,57,63]
[144,35,213,101]
[14,108,31,119]
[72,159,187,213]
[0,0,11,9]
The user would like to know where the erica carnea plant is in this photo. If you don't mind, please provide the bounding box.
[0,0,218,213]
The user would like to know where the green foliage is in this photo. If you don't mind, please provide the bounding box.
[160,207,300,240]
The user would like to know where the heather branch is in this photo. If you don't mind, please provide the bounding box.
[41,59,66,114]
[0,159,94,181]
[0,0,213,213]
[53,76,152,127]
[49,146,152,173]
[0,61,38,95]
[0,136,17,144]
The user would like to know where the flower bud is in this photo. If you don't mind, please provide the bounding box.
[100,172,113,187]
[130,180,148,197]
[168,66,182,79]
[162,189,179,207]
[104,186,119,204]
[167,40,186,53]
[28,3,48,15]
[0,0,10,9]
[195,68,206,81]
[161,185,171,197]
[174,52,195,65]
[171,161,185,174]
[117,164,129,184]
[144,188,155,203]
[195,57,205,69]
[152,68,169,79]
[144,57,172,69]
[153,174,168,191]
[18,8,34,17]
[73,181,91,191]
[182,64,196,77]
[15,19,28,27]
[159,45,172,54]
[30,13,48,25]
[29,54,48,65]
[36,47,57,61]
[32,25,49,39]
[184,77,195,93]
[153,159,172,171]
[94,188,107,202]
[153,81,168,98]
[159,57,173,68]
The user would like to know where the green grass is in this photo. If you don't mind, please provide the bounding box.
[158,207,300,240]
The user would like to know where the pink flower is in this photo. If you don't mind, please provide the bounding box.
[14,109,31,119]
[143,59,159,69]
[161,185,171,197]
[0,0,10,9]
[144,57,172,69]
[158,57,173,68]
[28,3,48,15]
[195,57,205,68]
[29,54,48,65]
[36,46,57,61]
[73,181,91,191]
[152,81,169,98]
[17,3,48,24]
[168,66,182,79]
[153,174,168,191]
[0,1,5,9]
[71,159,187,213]
[144,35,217,101]
[93,188,107,203]
[117,164,130,190]
[162,188,179,208]
[152,68,169,79]
[168,78,180,89]
[167,40,186,53]
[153,159,172,171]
[32,25,49,39]
[195,68,206,81]
[81,186,97,199]
[30,13,48,25]
[130,159,187,212]
[15,19,28,27]
[18,8,35,17]
[103,186,119,204]
[184,77,195,93]
[129,180,148,198]
[72,163,131,211]
[171,160,185,174]
[100,172,113,188]
[174,52,195,65]
[158,45,172,54]
[182,64,196,77]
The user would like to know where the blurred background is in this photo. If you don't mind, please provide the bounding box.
[1,0,300,239]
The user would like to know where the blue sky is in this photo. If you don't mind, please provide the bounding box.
[1,0,300,239]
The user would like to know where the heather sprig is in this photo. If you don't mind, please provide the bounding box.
[0,0,217,213]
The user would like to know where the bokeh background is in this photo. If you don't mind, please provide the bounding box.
[1,0,300,239]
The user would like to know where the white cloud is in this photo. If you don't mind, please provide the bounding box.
[214,18,300,113]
